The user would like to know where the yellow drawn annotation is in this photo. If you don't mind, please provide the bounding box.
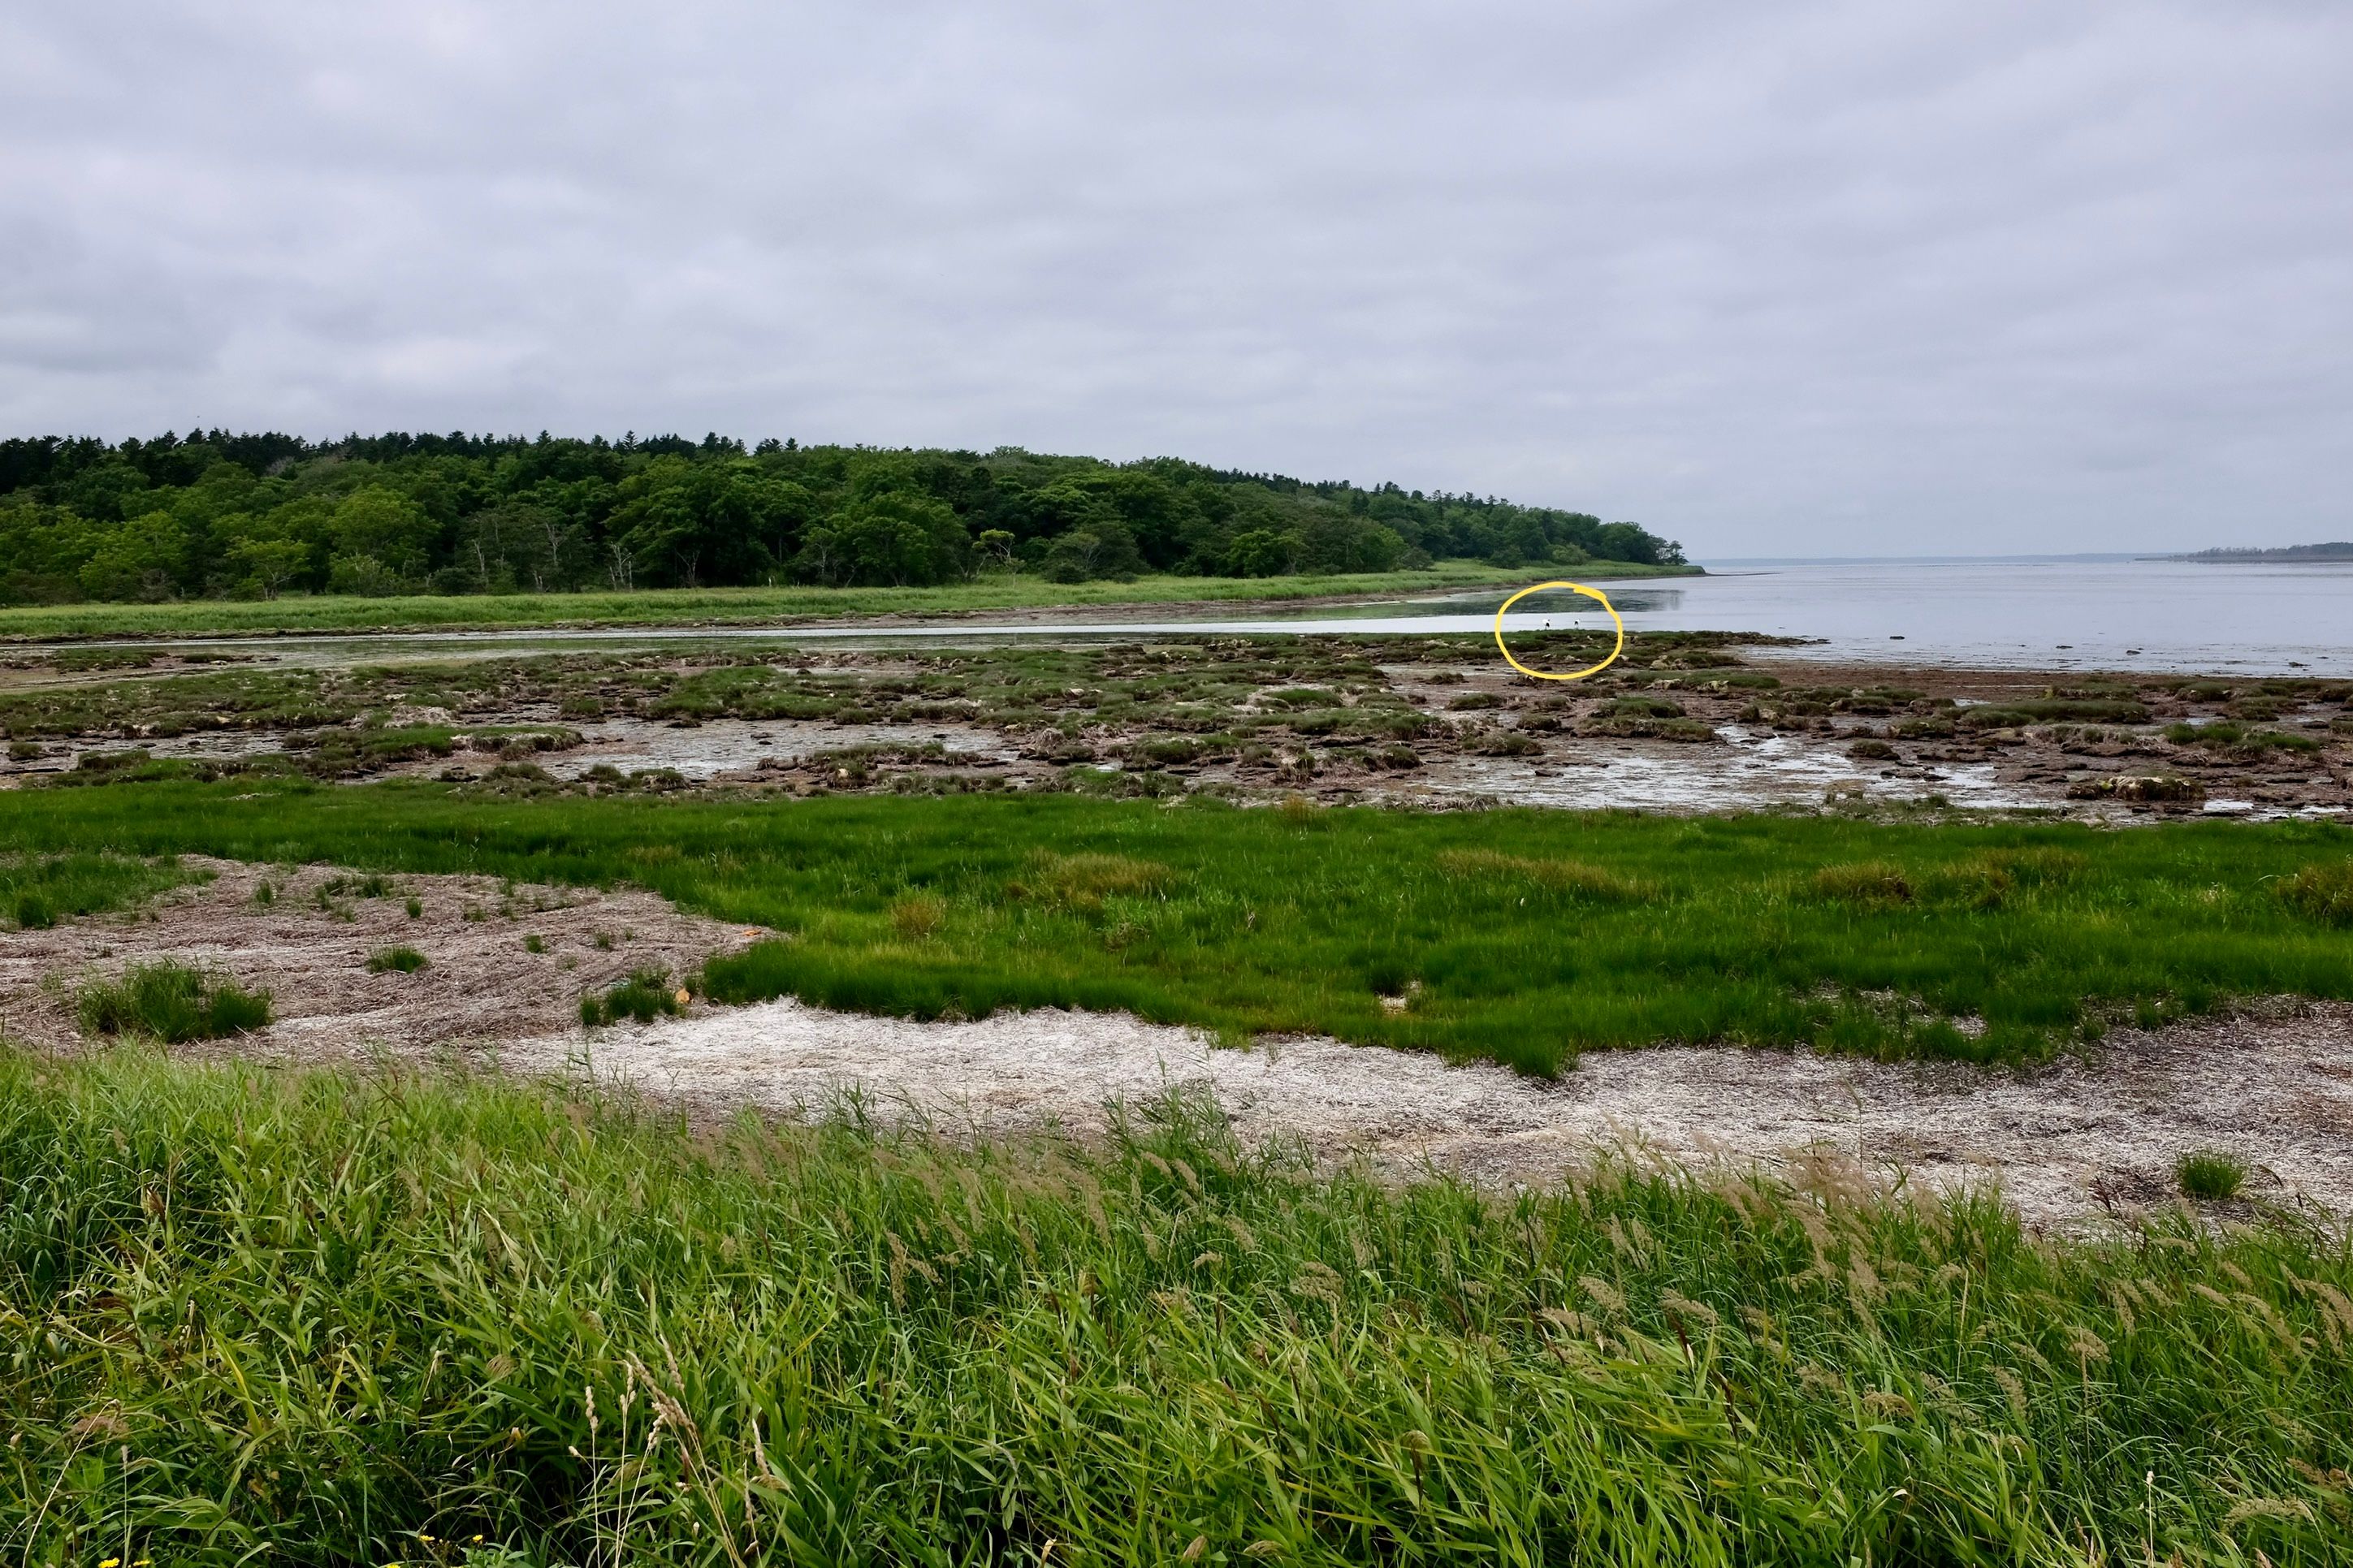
[1493,581,1625,681]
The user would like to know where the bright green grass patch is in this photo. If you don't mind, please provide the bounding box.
[76,961,272,1041]
[4,781,2353,1073]
[366,945,430,974]
[2,1047,2349,1564]
[0,849,201,930]
[0,562,1700,641]
[2178,1149,2251,1201]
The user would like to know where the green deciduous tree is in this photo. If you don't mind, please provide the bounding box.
[76,510,188,601]
[328,486,439,582]
[794,492,971,587]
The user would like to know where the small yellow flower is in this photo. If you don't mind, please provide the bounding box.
[100,1559,120,1567]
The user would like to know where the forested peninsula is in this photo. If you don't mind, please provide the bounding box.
[0,430,1685,605]
[2181,542,2353,563]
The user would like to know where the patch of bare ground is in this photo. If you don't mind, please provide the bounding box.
[527,997,2353,1229]
[0,857,759,1060]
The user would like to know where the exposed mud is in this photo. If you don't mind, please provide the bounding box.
[3,636,2344,817]
[0,857,759,1057]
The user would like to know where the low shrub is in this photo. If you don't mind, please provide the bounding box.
[77,961,272,1042]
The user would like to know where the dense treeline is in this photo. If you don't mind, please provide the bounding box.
[2185,542,2353,562]
[0,430,1682,603]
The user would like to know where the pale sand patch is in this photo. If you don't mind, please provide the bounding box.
[528,997,2353,1228]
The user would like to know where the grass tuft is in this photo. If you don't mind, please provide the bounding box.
[2178,1149,2250,1201]
[1018,851,1179,911]
[890,895,947,940]
[2278,858,2353,926]
[579,966,683,1026]
[76,961,272,1042]
[365,945,430,974]
[1435,848,1652,902]
[1810,861,1914,906]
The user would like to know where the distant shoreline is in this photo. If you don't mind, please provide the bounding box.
[2174,542,2353,564]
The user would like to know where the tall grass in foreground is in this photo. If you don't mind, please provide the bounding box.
[3,1047,2349,1565]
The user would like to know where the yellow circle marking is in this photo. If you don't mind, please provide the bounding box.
[1492,581,1625,681]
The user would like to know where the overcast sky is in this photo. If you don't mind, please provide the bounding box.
[2,2,2347,556]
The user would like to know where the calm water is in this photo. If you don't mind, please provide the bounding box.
[1313,558,2353,676]
[37,559,2353,676]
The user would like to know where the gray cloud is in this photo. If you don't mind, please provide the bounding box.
[2,0,2346,554]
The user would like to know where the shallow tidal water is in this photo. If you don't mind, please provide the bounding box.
[1313,557,2353,676]
[27,557,2351,678]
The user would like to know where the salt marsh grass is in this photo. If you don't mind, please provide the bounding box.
[0,563,1564,641]
[579,967,684,1026]
[1434,848,1654,902]
[0,849,199,931]
[75,961,271,1042]
[2,782,2351,1071]
[1,1047,2347,1562]
[2280,858,2353,925]
[2179,1150,2252,1201]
